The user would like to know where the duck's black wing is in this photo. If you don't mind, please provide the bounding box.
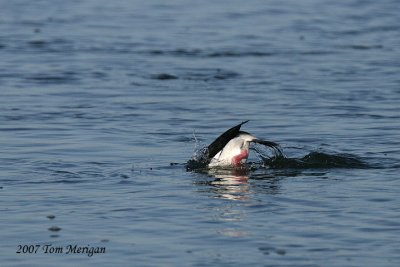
[207,120,249,160]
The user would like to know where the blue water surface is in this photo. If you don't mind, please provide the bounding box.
[1,0,400,266]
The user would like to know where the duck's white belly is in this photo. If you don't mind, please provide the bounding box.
[208,137,248,167]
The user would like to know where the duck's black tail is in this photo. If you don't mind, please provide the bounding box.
[207,120,249,161]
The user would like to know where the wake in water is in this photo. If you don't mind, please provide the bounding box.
[187,143,368,171]
[186,121,368,171]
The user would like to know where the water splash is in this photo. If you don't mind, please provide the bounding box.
[187,141,286,171]
[186,146,209,171]
[188,141,369,171]
[251,142,286,162]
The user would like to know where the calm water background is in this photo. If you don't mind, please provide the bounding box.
[1,0,400,266]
